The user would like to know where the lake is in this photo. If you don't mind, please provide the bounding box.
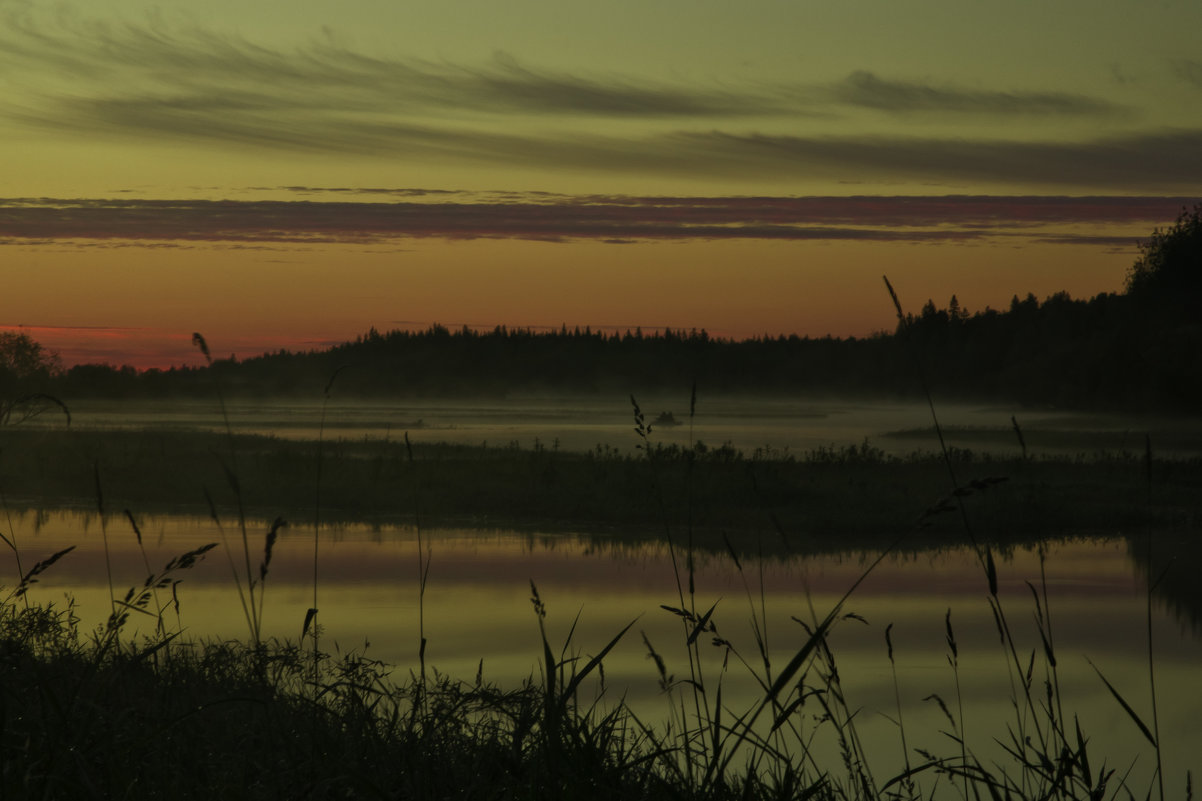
[5,509,1198,795]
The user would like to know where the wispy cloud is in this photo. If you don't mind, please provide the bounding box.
[1,194,1191,246]
[0,9,796,121]
[0,6,1148,194]
[662,129,1202,189]
[830,71,1124,116]
[1171,59,1202,90]
[6,11,1116,123]
[22,107,1193,192]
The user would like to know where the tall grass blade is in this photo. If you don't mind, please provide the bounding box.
[767,614,833,705]
[1087,658,1158,747]
[686,601,718,647]
[560,617,638,703]
[770,694,806,734]
[1144,533,1166,801]
[1011,415,1028,459]
[93,461,116,620]
[1073,716,1093,788]
[986,547,998,597]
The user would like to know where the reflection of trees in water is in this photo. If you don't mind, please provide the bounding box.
[1129,532,1202,633]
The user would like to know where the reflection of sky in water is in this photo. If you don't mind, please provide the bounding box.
[6,510,1199,795]
[46,396,1202,457]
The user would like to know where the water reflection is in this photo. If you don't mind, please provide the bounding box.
[1129,530,1202,631]
[3,510,1198,795]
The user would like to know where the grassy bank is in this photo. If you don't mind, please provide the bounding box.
[1,427,1198,553]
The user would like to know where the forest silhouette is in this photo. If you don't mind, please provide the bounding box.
[4,206,1200,413]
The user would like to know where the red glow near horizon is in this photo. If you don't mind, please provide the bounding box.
[0,325,336,371]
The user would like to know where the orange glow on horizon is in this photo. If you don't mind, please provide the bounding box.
[2,234,1139,370]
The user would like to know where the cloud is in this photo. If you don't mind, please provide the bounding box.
[0,8,1179,193]
[663,129,1202,189]
[0,323,151,335]
[0,194,1192,246]
[268,187,464,198]
[1031,234,1145,248]
[831,71,1124,116]
[1,8,1126,141]
[0,9,794,121]
[1171,59,1202,90]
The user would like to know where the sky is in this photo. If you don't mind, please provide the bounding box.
[2,0,1200,368]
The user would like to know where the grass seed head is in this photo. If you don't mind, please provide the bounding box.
[260,517,287,581]
[191,332,212,363]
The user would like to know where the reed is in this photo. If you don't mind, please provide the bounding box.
[306,364,351,689]
[192,332,293,654]
[406,429,432,706]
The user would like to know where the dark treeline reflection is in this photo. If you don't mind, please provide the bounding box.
[1131,531,1202,633]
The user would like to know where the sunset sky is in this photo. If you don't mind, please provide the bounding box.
[3,0,1200,368]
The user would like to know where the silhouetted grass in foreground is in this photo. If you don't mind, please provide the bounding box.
[0,595,661,800]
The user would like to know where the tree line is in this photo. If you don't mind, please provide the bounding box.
[3,207,1199,414]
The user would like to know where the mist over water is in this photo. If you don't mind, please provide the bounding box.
[49,395,1202,458]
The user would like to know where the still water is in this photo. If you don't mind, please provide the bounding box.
[5,510,1198,792]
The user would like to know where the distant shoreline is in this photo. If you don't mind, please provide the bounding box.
[3,426,1196,554]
